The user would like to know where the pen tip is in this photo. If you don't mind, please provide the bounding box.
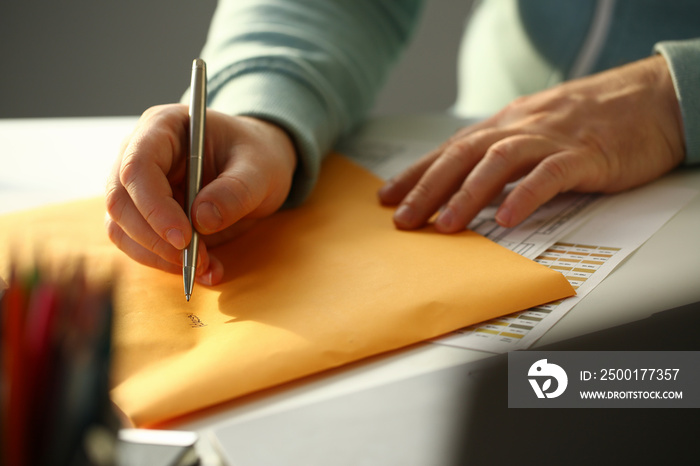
[186,293,191,302]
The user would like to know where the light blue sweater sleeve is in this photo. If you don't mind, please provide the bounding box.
[655,39,700,166]
[196,0,423,206]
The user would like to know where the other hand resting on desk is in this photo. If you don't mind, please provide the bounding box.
[378,55,685,233]
[104,104,297,286]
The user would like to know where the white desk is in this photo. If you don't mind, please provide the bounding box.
[2,116,699,465]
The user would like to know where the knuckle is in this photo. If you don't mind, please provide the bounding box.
[442,138,475,164]
[118,151,143,189]
[146,231,164,254]
[219,173,259,215]
[104,182,127,223]
[538,156,569,182]
[514,180,541,205]
[408,181,434,205]
[399,161,428,184]
[398,182,434,215]
[454,184,479,206]
[483,140,515,166]
[104,215,125,247]
[140,203,163,230]
[502,95,531,115]
[141,104,182,122]
[140,105,160,120]
[515,157,571,207]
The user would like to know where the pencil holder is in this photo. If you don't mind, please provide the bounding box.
[0,261,120,466]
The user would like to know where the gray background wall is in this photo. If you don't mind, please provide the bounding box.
[0,0,472,118]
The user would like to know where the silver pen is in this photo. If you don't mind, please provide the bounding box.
[183,58,207,302]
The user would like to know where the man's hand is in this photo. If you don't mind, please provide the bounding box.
[105,104,297,284]
[378,55,685,232]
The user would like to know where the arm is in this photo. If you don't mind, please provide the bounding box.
[655,38,700,166]
[198,0,423,205]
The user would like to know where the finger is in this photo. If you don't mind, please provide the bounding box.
[189,240,224,286]
[104,213,181,274]
[377,117,497,206]
[105,213,224,285]
[193,151,275,235]
[391,128,513,230]
[196,247,224,286]
[377,148,442,205]
[118,106,193,249]
[435,135,561,233]
[495,150,586,227]
[105,158,185,265]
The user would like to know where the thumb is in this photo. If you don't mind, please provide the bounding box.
[192,167,266,235]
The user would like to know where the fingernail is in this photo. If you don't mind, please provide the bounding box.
[495,206,512,227]
[198,268,219,287]
[196,202,223,233]
[197,256,223,286]
[201,270,214,286]
[436,206,455,231]
[394,204,415,228]
[166,228,186,250]
[378,180,395,198]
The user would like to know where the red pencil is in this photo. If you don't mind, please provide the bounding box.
[1,266,29,466]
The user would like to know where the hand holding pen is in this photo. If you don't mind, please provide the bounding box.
[104,61,298,289]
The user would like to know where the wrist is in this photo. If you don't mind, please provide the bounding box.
[647,54,685,165]
[236,115,298,174]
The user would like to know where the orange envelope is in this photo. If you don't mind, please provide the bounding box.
[0,154,574,426]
